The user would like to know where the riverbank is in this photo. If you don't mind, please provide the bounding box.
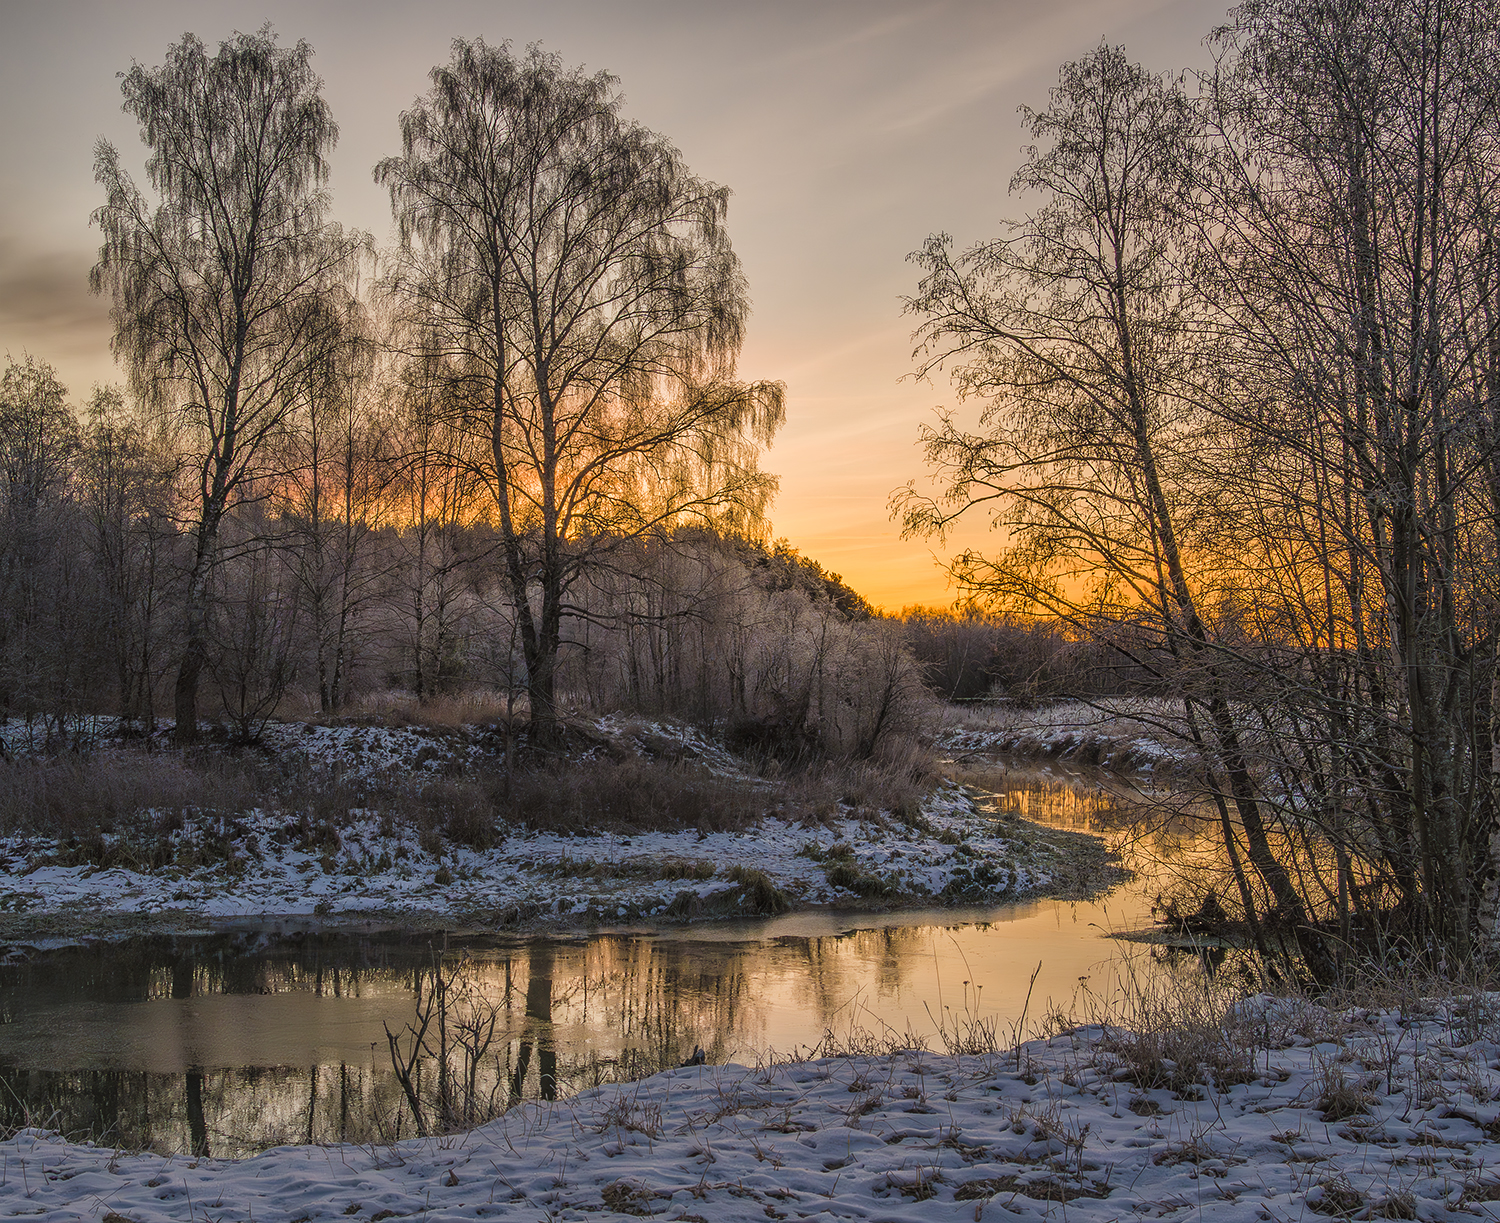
[6,992,1493,1222]
[0,715,1126,946]
[937,697,1195,776]
[0,797,1121,947]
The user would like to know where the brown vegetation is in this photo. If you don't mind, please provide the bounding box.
[0,716,941,876]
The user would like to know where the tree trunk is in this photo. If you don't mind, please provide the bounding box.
[522,587,562,747]
[173,527,218,746]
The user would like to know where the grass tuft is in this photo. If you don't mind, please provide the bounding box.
[1086,959,1257,1093]
[725,864,791,914]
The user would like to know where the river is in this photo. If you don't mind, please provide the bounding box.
[0,759,1216,1155]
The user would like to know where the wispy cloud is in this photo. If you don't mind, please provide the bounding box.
[0,236,111,367]
[866,0,1189,138]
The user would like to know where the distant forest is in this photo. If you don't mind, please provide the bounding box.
[0,344,1097,744]
[0,348,928,745]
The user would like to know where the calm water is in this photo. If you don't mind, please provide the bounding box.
[0,760,1213,1156]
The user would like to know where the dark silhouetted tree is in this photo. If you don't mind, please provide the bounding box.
[92,26,359,743]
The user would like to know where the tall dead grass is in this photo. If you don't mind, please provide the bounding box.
[1086,958,1260,1092]
[0,743,776,852]
[1074,952,1500,1098]
[773,735,938,827]
[0,751,270,838]
[400,757,767,846]
[0,712,938,869]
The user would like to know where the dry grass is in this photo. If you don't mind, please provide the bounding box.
[514,757,765,833]
[542,855,717,882]
[824,860,897,899]
[1316,956,1500,1041]
[320,752,775,848]
[1082,958,1258,1093]
[724,864,792,914]
[0,711,942,891]
[0,738,776,861]
[940,697,1194,774]
[1071,954,1500,1104]
[774,739,937,829]
[0,751,271,838]
[941,696,1184,737]
[1315,1063,1376,1121]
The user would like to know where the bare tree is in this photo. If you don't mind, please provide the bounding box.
[1196,0,1500,956]
[903,6,1500,967]
[91,27,360,744]
[389,350,485,699]
[78,385,177,726]
[898,45,1328,971]
[210,505,303,740]
[377,40,783,743]
[0,355,87,725]
[279,299,398,712]
[0,356,77,523]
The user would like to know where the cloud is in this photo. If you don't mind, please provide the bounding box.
[0,237,106,336]
[863,0,1188,138]
[0,235,114,384]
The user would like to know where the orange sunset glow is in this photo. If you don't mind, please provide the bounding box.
[1,0,1227,608]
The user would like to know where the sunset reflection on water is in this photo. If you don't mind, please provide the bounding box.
[0,761,1195,1155]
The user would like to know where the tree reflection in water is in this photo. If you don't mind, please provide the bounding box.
[0,766,1174,1155]
[0,932,780,1154]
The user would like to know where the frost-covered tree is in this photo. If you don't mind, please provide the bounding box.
[92,27,360,743]
[377,40,783,742]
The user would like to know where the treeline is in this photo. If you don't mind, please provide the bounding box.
[0,349,919,757]
[902,0,1500,969]
[899,608,1175,699]
[80,33,793,749]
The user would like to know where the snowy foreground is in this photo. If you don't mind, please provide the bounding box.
[8,999,1500,1222]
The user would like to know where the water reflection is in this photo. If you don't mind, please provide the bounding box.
[0,760,1199,1156]
[970,758,1244,904]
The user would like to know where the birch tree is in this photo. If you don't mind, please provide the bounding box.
[92,27,359,743]
[899,45,1328,973]
[377,40,783,742]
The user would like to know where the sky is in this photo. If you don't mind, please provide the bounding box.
[0,0,1229,610]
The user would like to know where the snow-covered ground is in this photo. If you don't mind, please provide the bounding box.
[0,785,1106,924]
[0,717,1120,928]
[937,698,1195,775]
[8,996,1499,1221]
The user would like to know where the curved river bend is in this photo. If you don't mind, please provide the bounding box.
[0,760,1212,1155]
